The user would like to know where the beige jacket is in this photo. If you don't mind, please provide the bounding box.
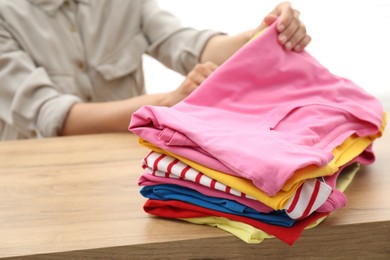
[0,0,218,140]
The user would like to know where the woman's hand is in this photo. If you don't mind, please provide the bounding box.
[168,61,218,106]
[254,2,311,52]
[201,2,311,66]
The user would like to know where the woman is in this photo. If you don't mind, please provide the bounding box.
[0,0,309,140]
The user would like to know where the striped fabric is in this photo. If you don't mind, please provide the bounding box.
[142,151,332,219]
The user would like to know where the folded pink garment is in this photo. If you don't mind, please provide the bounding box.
[141,150,332,219]
[129,20,383,196]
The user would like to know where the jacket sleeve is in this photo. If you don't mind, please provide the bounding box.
[0,19,82,139]
[141,0,222,76]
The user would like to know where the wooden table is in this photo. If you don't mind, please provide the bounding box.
[0,130,389,259]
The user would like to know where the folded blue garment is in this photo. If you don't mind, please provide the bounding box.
[140,184,295,227]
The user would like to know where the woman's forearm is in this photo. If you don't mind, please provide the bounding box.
[200,30,254,65]
[60,93,170,136]
[60,62,218,136]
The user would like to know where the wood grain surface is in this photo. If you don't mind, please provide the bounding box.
[0,130,389,259]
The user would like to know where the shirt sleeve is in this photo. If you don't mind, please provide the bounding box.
[0,20,82,139]
[141,0,223,76]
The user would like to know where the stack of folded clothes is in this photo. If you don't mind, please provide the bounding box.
[128,20,386,245]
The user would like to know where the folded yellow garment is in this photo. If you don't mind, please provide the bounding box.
[283,113,385,191]
[283,131,381,191]
[182,216,273,244]
[181,162,361,244]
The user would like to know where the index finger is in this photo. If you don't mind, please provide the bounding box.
[273,2,295,32]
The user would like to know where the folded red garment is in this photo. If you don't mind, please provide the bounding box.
[143,199,329,245]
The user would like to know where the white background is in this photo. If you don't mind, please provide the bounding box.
[144,0,390,110]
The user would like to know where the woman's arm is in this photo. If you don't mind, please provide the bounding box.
[62,2,310,136]
[60,62,218,136]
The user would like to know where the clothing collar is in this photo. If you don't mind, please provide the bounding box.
[28,0,89,15]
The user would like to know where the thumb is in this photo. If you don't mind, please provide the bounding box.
[263,14,278,26]
[253,14,278,37]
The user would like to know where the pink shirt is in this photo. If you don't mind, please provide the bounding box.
[130,21,384,196]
